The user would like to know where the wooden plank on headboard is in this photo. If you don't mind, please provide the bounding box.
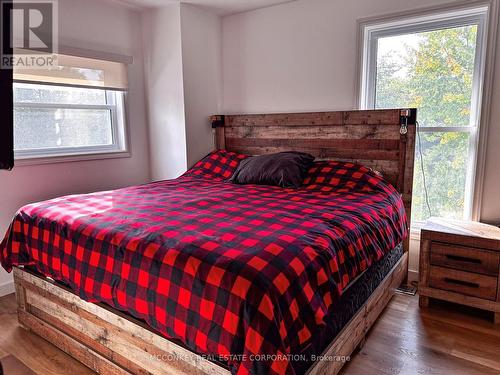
[210,109,417,234]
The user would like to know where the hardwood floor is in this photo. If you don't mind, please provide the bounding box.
[0,293,92,375]
[341,293,500,375]
[1,292,500,375]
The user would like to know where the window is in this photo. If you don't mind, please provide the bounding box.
[13,52,129,161]
[359,5,489,226]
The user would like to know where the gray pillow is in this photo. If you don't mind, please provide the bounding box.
[229,151,315,188]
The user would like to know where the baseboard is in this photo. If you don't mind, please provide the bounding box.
[0,280,15,297]
[407,269,418,283]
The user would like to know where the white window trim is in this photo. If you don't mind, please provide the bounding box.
[12,45,133,166]
[13,86,131,165]
[359,10,488,111]
[355,0,499,229]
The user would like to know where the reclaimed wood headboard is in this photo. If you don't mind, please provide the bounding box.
[210,109,417,235]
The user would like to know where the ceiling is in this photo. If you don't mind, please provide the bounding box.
[114,0,296,16]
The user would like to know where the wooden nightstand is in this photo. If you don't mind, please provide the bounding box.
[419,218,500,323]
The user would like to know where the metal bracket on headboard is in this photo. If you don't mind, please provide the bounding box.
[210,115,226,149]
[211,115,226,128]
[399,108,417,135]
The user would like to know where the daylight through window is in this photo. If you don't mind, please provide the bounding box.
[360,6,488,225]
[13,53,128,160]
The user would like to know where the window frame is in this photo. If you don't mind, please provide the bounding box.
[357,2,494,229]
[13,82,129,164]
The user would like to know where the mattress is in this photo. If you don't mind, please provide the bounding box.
[1,151,408,375]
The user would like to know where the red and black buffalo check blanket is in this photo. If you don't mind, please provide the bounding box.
[0,151,408,375]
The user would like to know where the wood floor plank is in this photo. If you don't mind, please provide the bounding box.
[0,355,36,375]
[2,292,500,374]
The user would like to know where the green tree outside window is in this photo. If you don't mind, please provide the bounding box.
[374,26,478,223]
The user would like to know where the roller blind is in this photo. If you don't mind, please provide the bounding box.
[13,51,128,90]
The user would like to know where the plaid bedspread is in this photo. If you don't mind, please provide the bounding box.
[0,153,407,375]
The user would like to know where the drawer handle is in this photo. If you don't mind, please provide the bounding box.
[445,254,481,264]
[443,277,480,288]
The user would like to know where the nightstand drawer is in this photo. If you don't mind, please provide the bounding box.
[430,243,500,276]
[429,266,498,301]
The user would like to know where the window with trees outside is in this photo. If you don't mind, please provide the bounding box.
[13,52,129,161]
[360,5,489,227]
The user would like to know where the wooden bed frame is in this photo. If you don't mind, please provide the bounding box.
[13,108,416,375]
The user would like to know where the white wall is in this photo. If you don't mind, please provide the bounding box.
[142,4,188,181]
[0,0,150,294]
[222,0,458,113]
[222,0,500,275]
[181,4,222,167]
[142,3,222,179]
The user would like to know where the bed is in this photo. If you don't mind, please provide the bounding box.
[1,108,416,375]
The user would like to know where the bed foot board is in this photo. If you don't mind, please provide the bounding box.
[12,267,231,375]
[12,251,407,375]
